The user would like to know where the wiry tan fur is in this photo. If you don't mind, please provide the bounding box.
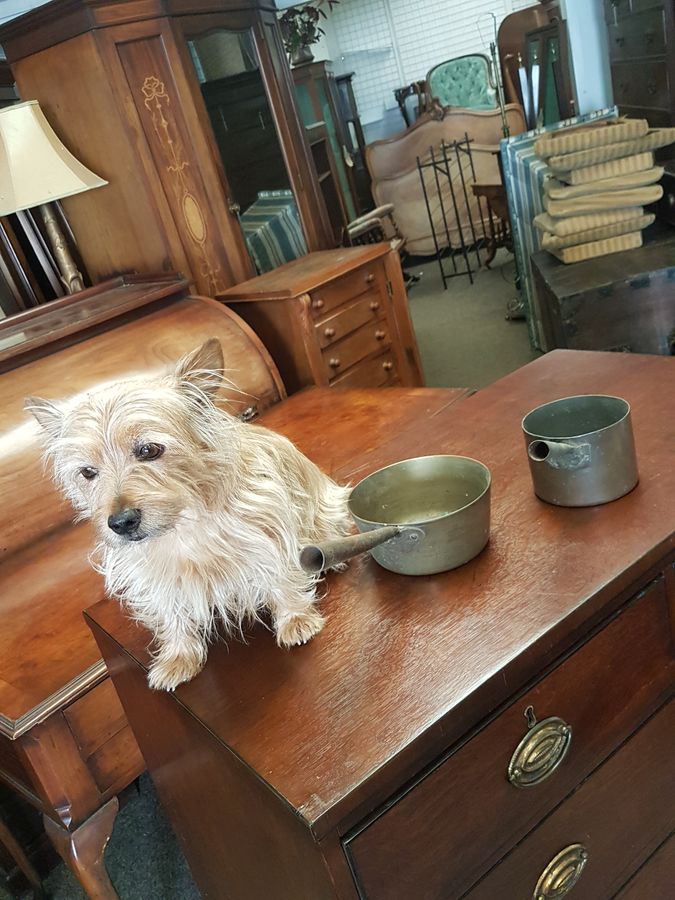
[27,339,352,690]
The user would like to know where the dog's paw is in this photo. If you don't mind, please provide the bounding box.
[275,608,325,649]
[147,653,204,691]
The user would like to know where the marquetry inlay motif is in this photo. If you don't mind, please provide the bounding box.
[141,75,226,294]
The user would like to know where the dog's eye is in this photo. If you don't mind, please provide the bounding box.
[80,466,98,480]
[136,442,165,461]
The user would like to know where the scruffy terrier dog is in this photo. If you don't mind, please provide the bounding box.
[27,339,352,691]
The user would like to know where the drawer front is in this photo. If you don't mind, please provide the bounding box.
[608,8,666,60]
[0,736,32,793]
[322,321,392,381]
[615,832,675,898]
[309,263,383,318]
[465,700,675,899]
[87,724,145,794]
[613,60,669,110]
[331,350,399,388]
[606,0,664,21]
[64,678,128,760]
[316,294,383,349]
[347,577,675,900]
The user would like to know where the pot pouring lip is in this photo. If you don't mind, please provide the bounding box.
[348,454,492,529]
[521,394,631,441]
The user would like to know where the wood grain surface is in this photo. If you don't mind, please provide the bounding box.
[85,350,675,839]
[218,245,389,301]
[464,700,675,900]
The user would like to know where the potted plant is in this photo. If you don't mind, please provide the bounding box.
[279,1,338,67]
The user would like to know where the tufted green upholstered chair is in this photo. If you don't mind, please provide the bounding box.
[426,54,497,110]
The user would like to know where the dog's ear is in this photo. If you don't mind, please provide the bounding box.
[25,396,63,439]
[174,338,224,398]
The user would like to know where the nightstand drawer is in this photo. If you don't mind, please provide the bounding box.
[322,320,392,380]
[330,350,399,387]
[465,700,675,899]
[347,577,675,900]
[309,264,381,317]
[316,294,384,349]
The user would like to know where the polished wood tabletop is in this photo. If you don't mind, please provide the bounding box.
[86,350,674,838]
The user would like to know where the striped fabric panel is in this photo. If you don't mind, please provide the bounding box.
[565,152,655,186]
[240,192,307,274]
[533,207,643,237]
[500,107,619,350]
[548,129,675,172]
[544,184,663,217]
[544,166,663,199]
[552,230,643,264]
[534,118,648,159]
[541,213,655,250]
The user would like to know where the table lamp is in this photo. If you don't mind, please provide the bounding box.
[0,100,107,294]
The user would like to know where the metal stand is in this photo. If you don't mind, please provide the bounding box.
[416,136,494,290]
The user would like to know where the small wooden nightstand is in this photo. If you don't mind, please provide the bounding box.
[219,245,424,393]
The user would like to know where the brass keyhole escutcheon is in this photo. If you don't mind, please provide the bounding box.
[508,710,572,788]
[533,844,588,899]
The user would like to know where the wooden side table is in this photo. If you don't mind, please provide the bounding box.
[219,244,424,393]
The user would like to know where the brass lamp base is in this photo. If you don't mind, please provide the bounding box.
[40,203,85,294]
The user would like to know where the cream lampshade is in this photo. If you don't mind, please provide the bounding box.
[0,100,107,294]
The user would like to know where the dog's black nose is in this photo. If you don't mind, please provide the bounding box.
[108,507,141,536]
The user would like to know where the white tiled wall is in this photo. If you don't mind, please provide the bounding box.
[322,0,538,125]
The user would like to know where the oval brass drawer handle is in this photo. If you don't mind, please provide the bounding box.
[508,708,572,788]
[533,844,588,900]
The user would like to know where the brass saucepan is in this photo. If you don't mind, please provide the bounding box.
[300,455,491,576]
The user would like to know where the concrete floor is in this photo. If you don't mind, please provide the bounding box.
[1,250,538,900]
[406,250,540,390]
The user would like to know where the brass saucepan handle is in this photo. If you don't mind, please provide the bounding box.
[300,525,403,573]
[533,844,589,899]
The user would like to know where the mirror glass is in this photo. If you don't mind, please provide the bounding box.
[187,30,307,273]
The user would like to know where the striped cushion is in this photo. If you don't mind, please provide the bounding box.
[552,231,643,264]
[563,152,655,186]
[544,184,663,217]
[534,207,643,237]
[544,166,663,199]
[548,129,675,172]
[534,118,648,159]
[541,213,655,250]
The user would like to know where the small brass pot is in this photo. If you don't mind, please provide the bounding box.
[300,455,491,576]
[522,394,639,507]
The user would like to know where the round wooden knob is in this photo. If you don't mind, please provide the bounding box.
[382,360,393,371]
[375,329,386,340]
[369,300,380,311]
[365,273,375,284]
[324,327,336,338]
[313,298,325,310]
[329,358,341,368]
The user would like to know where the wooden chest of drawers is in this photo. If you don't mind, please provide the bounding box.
[605,0,675,127]
[219,244,424,392]
[531,229,675,354]
[85,351,675,900]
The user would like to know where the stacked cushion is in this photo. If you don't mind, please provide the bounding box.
[533,119,674,264]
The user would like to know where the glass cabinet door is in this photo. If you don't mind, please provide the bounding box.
[187,30,307,274]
